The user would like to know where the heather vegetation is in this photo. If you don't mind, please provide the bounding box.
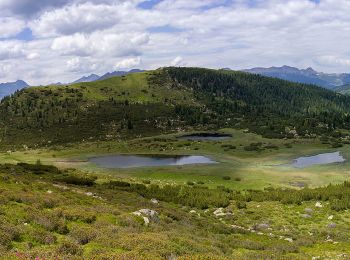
[1,162,350,258]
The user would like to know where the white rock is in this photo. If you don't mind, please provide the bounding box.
[315,202,323,208]
[328,215,334,220]
[143,217,150,226]
[47,190,53,194]
[132,209,159,225]
[284,238,293,243]
[151,198,159,204]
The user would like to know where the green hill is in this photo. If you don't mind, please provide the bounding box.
[1,67,350,148]
[335,84,350,94]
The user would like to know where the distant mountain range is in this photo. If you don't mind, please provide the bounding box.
[0,80,29,99]
[0,69,146,99]
[73,69,145,83]
[72,74,100,83]
[334,84,350,94]
[3,67,350,100]
[242,66,350,89]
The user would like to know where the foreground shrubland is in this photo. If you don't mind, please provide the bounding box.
[0,163,350,259]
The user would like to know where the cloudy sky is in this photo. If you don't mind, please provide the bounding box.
[0,0,350,85]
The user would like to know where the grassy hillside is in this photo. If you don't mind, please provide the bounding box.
[2,67,350,148]
[335,84,350,95]
[1,162,350,258]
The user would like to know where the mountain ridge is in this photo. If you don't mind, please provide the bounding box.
[0,80,29,99]
[242,65,350,89]
[1,67,350,147]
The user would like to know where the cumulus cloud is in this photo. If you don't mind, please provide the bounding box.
[0,63,12,78]
[115,57,142,69]
[0,41,26,60]
[316,55,350,67]
[0,17,25,37]
[66,57,97,73]
[30,3,120,36]
[1,0,350,84]
[51,32,149,57]
[171,56,185,66]
[26,52,39,60]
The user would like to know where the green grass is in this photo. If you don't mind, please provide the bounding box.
[1,163,350,258]
[2,128,350,190]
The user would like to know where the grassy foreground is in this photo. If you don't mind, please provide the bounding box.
[1,163,350,259]
[1,129,350,258]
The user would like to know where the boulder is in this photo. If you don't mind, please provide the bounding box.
[132,209,159,225]
[254,223,270,231]
[213,208,232,217]
[304,208,313,214]
[301,214,312,218]
[327,223,337,229]
[315,202,323,208]
[150,198,159,204]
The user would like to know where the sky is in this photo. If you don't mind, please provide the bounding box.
[0,0,350,85]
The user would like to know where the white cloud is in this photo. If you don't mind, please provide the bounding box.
[2,0,350,84]
[51,32,148,57]
[0,17,25,37]
[66,57,97,73]
[0,41,26,60]
[30,3,120,37]
[171,56,185,66]
[316,55,350,67]
[26,52,39,60]
[115,57,142,69]
[0,63,12,78]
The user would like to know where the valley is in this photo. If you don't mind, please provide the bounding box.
[1,68,350,258]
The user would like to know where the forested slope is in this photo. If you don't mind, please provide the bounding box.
[1,67,350,148]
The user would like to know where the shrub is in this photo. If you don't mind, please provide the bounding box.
[57,240,83,256]
[222,176,231,181]
[236,200,247,209]
[57,175,97,186]
[17,163,61,175]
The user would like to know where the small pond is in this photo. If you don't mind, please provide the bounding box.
[178,133,232,141]
[89,155,216,169]
[292,151,345,168]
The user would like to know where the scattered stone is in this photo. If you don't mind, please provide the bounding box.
[132,209,159,225]
[166,253,177,260]
[254,223,270,231]
[151,198,159,204]
[284,238,293,243]
[328,215,334,220]
[301,214,312,218]
[47,190,53,194]
[315,202,323,208]
[327,223,337,229]
[189,210,197,214]
[213,208,232,217]
[304,208,313,214]
[85,192,93,196]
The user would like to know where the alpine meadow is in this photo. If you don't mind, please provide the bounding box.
[1,0,350,259]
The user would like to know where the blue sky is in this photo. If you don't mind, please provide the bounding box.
[0,0,349,85]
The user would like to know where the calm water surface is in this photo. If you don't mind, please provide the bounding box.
[292,152,345,168]
[89,155,216,169]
